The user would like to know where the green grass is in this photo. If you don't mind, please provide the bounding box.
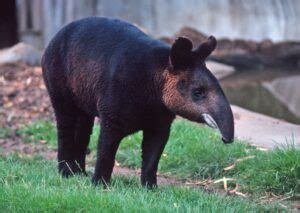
[0,155,279,212]
[231,143,300,195]
[0,126,13,139]
[18,119,300,196]
[16,120,56,145]
[0,126,14,152]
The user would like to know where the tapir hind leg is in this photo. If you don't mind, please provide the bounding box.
[54,105,94,177]
[73,113,94,174]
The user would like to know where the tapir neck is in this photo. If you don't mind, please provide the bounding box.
[147,46,172,103]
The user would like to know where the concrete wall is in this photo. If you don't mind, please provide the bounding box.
[153,0,300,41]
[17,0,300,48]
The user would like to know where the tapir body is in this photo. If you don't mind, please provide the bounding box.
[42,17,234,187]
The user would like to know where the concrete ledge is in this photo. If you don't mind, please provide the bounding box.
[232,105,300,149]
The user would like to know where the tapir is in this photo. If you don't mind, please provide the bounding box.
[42,17,234,187]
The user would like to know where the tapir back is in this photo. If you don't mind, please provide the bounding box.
[42,17,169,117]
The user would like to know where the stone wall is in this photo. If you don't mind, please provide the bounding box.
[16,0,300,49]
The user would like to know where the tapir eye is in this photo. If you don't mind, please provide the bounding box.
[192,87,206,101]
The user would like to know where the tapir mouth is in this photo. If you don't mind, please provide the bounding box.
[201,113,219,129]
[201,113,233,144]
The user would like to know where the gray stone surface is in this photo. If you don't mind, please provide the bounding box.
[232,105,300,149]
[0,43,41,66]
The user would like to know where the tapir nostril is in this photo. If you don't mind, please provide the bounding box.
[222,137,233,144]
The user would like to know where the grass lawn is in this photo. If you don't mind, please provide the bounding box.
[18,119,300,197]
[0,155,279,212]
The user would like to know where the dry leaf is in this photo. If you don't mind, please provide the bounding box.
[236,155,255,162]
[235,191,248,197]
[224,164,235,171]
[185,179,212,186]
[4,102,13,108]
[214,177,235,183]
[256,147,268,151]
[250,144,269,151]
[115,160,120,167]
[214,177,235,190]
[26,77,32,85]
[224,156,256,172]
[39,140,46,144]
[223,177,228,190]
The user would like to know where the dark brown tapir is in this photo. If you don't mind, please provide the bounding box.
[42,17,234,187]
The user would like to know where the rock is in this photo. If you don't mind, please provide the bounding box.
[161,26,300,70]
[211,39,300,70]
[263,76,300,118]
[206,61,235,80]
[232,105,300,149]
[0,43,41,66]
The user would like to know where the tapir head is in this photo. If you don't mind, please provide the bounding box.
[162,36,234,143]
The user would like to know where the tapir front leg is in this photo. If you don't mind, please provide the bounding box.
[141,122,171,188]
[92,120,124,185]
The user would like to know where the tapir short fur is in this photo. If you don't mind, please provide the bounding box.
[42,17,234,187]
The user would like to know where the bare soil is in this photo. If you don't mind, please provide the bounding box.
[0,62,54,157]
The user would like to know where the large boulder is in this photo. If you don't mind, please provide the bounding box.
[0,43,41,66]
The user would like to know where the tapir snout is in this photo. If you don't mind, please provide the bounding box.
[201,94,234,144]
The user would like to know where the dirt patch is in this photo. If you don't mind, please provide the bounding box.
[0,62,53,157]
[0,62,52,127]
[0,138,56,160]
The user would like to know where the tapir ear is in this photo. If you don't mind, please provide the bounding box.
[170,37,193,69]
[195,36,217,60]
